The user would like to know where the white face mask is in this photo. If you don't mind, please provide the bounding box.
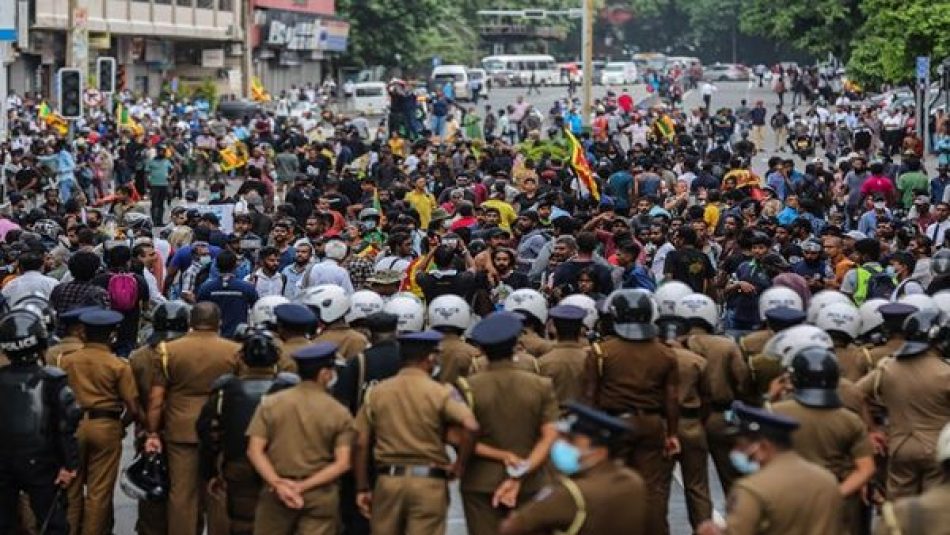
[326,370,338,389]
[874,201,886,210]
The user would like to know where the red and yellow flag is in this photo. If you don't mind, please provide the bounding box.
[563,128,600,201]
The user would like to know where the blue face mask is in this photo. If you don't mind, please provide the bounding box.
[549,439,582,476]
[729,450,761,474]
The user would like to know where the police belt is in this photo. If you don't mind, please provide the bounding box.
[680,407,702,419]
[605,406,663,418]
[377,464,448,479]
[81,408,122,421]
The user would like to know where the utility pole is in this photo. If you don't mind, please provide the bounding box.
[581,0,593,128]
[243,0,253,99]
[65,0,88,79]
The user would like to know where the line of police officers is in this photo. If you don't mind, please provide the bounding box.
[0,281,949,534]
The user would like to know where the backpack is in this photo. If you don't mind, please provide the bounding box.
[107,272,139,312]
[855,264,896,305]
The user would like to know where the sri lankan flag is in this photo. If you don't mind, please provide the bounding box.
[115,103,144,137]
[653,114,675,141]
[219,141,249,172]
[563,128,599,201]
[251,77,271,102]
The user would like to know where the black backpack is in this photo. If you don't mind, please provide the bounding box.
[861,264,897,301]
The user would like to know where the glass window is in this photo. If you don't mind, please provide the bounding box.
[356,86,384,97]
[219,0,232,10]
[155,0,170,5]
[177,0,192,6]
[196,0,212,8]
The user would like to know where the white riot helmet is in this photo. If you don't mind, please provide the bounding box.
[427,295,472,331]
[675,293,718,332]
[858,298,888,335]
[763,325,834,367]
[298,284,350,324]
[806,290,852,324]
[654,281,693,317]
[559,294,599,330]
[814,302,861,341]
[938,422,950,463]
[758,286,804,321]
[898,293,940,316]
[375,255,411,274]
[383,293,425,332]
[249,295,291,328]
[345,290,385,324]
[503,289,548,325]
[933,291,950,320]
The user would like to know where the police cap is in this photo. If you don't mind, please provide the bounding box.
[398,330,444,345]
[728,401,799,441]
[764,306,806,330]
[549,304,587,322]
[879,302,918,332]
[559,401,633,445]
[274,303,317,329]
[79,310,123,327]
[291,341,339,368]
[364,311,399,333]
[60,306,104,325]
[469,312,523,347]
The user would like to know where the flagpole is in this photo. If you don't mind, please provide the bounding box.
[581,0,593,129]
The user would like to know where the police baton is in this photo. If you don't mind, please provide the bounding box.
[38,487,64,535]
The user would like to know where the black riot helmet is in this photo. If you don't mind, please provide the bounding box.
[241,328,280,368]
[895,310,942,358]
[788,346,841,408]
[932,249,950,277]
[602,289,658,341]
[149,301,191,345]
[0,309,49,364]
[13,293,56,336]
[120,453,169,502]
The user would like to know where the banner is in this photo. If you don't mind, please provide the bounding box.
[190,203,234,233]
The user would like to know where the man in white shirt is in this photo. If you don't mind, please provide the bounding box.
[700,81,717,111]
[2,251,59,305]
[925,202,950,247]
[298,239,354,294]
[247,246,286,298]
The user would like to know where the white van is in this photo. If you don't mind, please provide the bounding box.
[600,62,639,86]
[431,65,470,100]
[351,82,389,115]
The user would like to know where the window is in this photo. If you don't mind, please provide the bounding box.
[219,0,232,10]
[196,0,212,8]
[177,0,192,6]
[155,0,170,5]
[356,86,384,97]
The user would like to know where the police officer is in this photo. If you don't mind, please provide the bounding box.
[771,346,875,535]
[458,312,560,535]
[857,310,950,499]
[0,309,80,535]
[866,302,917,364]
[877,422,950,534]
[44,307,86,367]
[303,285,370,361]
[748,307,807,399]
[677,292,751,494]
[273,303,318,373]
[538,304,590,405]
[353,330,480,535]
[427,295,480,384]
[145,302,240,535]
[198,328,299,535]
[584,289,679,535]
[128,300,191,535]
[498,401,648,535]
[60,309,142,535]
[245,342,354,535]
[816,301,873,382]
[738,286,804,360]
[697,402,843,535]
[656,314,712,531]
[503,289,554,358]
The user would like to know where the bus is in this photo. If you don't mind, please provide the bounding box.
[632,52,668,75]
[480,54,559,86]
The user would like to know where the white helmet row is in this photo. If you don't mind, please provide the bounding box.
[763,325,834,367]
[503,289,548,325]
[675,293,718,331]
[934,291,950,319]
[559,294,599,330]
[655,281,693,317]
[806,290,852,324]
[814,301,860,340]
[383,292,425,333]
[249,295,290,327]
[858,298,888,335]
[297,284,350,324]
[898,293,939,316]
[345,290,385,324]
[427,294,472,331]
[758,286,804,321]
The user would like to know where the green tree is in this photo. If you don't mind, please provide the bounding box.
[739,0,862,60]
[847,0,950,87]
[336,0,453,68]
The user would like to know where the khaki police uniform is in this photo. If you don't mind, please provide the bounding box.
[471,351,541,375]
[129,343,168,535]
[772,399,874,534]
[738,328,772,360]
[246,381,354,535]
[354,368,474,535]
[152,330,239,535]
[867,335,904,365]
[271,335,309,373]
[518,330,554,358]
[44,336,84,367]
[670,345,712,529]
[314,324,368,361]
[505,462,648,534]
[458,361,560,535]
[726,451,843,534]
[435,332,481,384]
[585,336,678,535]
[835,342,874,382]
[857,348,950,498]
[876,481,950,535]
[60,342,139,535]
[538,340,589,405]
[685,330,750,493]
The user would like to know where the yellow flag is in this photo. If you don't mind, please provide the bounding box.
[219,142,249,172]
[251,77,271,102]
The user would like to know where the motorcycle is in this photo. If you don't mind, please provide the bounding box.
[792,134,815,160]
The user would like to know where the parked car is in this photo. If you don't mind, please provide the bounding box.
[703,63,750,81]
[216,100,263,120]
[600,62,639,86]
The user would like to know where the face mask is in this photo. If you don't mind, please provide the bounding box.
[209,192,221,200]
[549,439,582,476]
[199,255,212,266]
[885,266,897,277]
[362,220,377,231]
[729,450,760,474]
[874,201,886,210]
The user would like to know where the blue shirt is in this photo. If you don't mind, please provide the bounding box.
[606,171,633,210]
[196,275,258,337]
[170,244,223,271]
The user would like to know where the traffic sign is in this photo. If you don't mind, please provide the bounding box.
[916,56,930,82]
[83,88,102,108]
[0,1,15,41]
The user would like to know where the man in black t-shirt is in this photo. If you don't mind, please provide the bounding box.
[552,232,615,295]
[664,226,715,294]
